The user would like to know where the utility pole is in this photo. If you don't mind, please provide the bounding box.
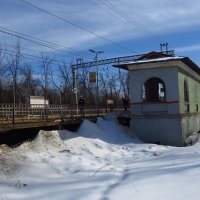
[72,63,78,115]
[89,49,104,115]
[12,76,15,125]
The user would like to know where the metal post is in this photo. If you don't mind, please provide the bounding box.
[72,64,79,115]
[60,91,62,117]
[12,77,15,125]
[89,49,104,116]
[75,65,79,115]
[160,43,163,52]
[166,42,168,52]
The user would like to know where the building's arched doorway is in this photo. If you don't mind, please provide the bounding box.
[143,78,166,102]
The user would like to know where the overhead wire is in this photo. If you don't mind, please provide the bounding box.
[0,42,72,65]
[0,0,146,70]
[0,48,70,66]
[0,42,68,58]
[0,35,124,73]
[88,0,146,36]
[19,0,136,53]
[2,46,123,80]
[0,26,93,58]
[87,0,127,24]
[97,0,156,38]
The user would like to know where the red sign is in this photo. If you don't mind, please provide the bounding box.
[89,72,96,83]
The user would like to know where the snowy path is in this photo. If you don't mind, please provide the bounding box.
[1,117,200,200]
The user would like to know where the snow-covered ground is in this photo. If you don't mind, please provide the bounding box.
[1,114,200,200]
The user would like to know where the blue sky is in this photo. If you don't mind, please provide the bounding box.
[1,0,200,67]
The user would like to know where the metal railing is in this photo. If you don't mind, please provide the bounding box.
[0,103,125,125]
[72,50,175,69]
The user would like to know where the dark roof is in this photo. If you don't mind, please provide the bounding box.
[113,53,200,76]
[113,51,175,70]
[136,51,175,60]
[181,57,200,76]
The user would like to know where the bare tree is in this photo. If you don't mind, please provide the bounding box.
[99,71,108,104]
[0,45,6,70]
[49,67,62,105]
[20,63,37,103]
[99,67,129,107]
[0,45,6,103]
[42,55,51,101]
[6,40,24,103]
[35,54,52,103]
[77,65,89,99]
[118,70,129,98]
[59,62,73,104]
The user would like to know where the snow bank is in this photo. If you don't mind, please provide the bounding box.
[185,132,200,145]
[0,144,26,177]
[1,116,200,200]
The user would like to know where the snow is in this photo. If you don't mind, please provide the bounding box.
[117,56,185,66]
[1,115,200,200]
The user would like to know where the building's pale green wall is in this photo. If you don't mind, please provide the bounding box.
[178,72,200,114]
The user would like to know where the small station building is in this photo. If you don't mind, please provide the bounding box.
[115,51,200,146]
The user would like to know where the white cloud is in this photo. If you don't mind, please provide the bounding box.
[1,0,200,56]
[175,44,200,53]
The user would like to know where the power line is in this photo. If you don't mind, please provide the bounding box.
[19,0,135,53]
[0,42,67,58]
[1,50,42,64]
[87,0,127,24]
[88,0,146,35]
[31,71,62,78]
[0,26,92,58]
[99,0,150,33]
[0,48,68,65]
[0,42,72,65]
[98,0,155,38]
[0,28,78,57]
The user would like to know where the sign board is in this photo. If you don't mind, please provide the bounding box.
[30,96,49,108]
[107,99,114,104]
[89,72,96,83]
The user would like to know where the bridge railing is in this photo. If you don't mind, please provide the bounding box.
[0,103,126,125]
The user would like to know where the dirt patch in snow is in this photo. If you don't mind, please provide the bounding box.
[0,145,27,177]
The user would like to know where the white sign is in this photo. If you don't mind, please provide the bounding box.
[30,96,49,107]
[107,99,114,104]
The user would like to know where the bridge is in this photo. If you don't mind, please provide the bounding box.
[0,103,125,132]
[0,51,174,133]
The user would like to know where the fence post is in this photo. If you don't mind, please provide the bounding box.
[12,104,15,125]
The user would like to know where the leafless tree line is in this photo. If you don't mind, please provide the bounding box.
[0,42,129,105]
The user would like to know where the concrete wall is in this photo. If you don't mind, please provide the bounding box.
[178,71,200,114]
[131,117,183,146]
[178,70,200,139]
[128,61,200,146]
[129,66,185,146]
[129,66,180,115]
[181,114,200,140]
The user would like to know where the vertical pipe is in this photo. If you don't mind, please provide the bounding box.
[96,53,99,116]
[12,77,15,125]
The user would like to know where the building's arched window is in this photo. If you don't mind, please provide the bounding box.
[184,80,189,103]
[194,84,198,112]
[143,78,166,102]
[184,80,190,112]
